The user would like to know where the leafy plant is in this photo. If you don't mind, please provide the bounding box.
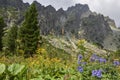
[0,63,6,75]
[8,63,26,76]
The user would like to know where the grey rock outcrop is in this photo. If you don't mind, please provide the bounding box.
[79,14,112,45]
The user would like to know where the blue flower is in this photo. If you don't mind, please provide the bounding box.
[96,70,102,78]
[113,61,120,66]
[78,61,81,64]
[92,54,99,59]
[92,69,102,78]
[78,54,83,64]
[78,66,83,72]
[90,54,100,62]
[78,54,83,61]
[90,57,95,62]
[92,70,97,76]
[99,58,106,63]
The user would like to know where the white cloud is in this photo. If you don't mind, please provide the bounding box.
[23,0,75,10]
[74,0,120,27]
[23,0,120,27]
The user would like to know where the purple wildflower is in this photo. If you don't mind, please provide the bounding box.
[92,54,97,57]
[96,70,102,78]
[78,54,83,61]
[92,70,97,76]
[90,57,95,62]
[78,66,83,72]
[78,61,81,64]
[90,54,100,62]
[113,61,120,66]
[78,54,83,64]
[92,54,99,59]
[99,58,106,63]
[92,70,102,78]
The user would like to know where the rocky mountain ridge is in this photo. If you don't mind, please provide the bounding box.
[0,0,119,51]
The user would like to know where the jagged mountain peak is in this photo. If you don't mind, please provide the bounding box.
[67,3,89,12]
[45,5,56,12]
[0,0,119,51]
[57,8,64,12]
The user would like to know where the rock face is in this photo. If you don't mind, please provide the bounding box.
[0,0,29,10]
[105,16,117,28]
[0,0,115,49]
[79,14,112,44]
[35,2,112,45]
[34,2,93,37]
[0,0,29,26]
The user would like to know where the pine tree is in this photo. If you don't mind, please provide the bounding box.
[2,25,18,54]
[0,17,6,51]
[20,3,39,56]
[7,25,18,53]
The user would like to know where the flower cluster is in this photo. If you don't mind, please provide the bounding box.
[77,54,106,78]
[113,60,120,66]
[77,54,85,73]
[77,53,120,79]
[90,54,106,63]
[36,48,47,54]
[78,54,83,64]
[99,58,106,63]
[90,54,99,62]
[77,54,87,65]
[77,39,86,46]
[78,66,83,72]
[92,69,102,78]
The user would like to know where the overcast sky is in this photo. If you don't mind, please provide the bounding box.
[23,0,120,27]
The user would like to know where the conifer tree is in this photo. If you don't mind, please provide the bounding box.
[20,3,39,55]
[0,17,6,51]
[7,25,18,53]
